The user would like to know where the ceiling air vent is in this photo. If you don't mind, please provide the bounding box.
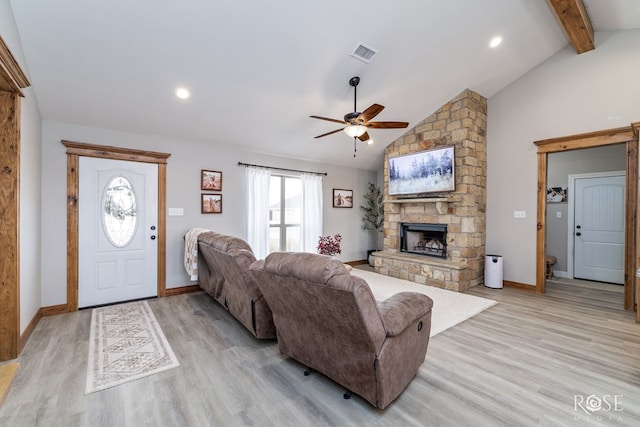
[350,43,378,63]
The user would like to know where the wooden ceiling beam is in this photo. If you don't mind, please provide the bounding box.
[547,0,595,54]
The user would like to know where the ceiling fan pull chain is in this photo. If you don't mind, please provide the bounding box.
[353,137,357,157]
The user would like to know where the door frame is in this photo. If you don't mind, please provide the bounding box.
[63,140,171,311]
[0,36,30,360]
[535,125,638,312]
[567,171,625,280]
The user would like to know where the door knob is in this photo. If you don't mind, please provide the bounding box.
[150,235,156,240]
[150,225,156,230]
[576,225,581,229]
[576,232,582,236]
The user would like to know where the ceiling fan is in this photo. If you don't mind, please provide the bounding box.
[310,76,409,157]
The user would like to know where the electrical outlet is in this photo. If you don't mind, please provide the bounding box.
[556,211,562,218]
[513,211,526,219]
[168,208,184,216]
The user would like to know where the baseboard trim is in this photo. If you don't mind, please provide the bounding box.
[166,285,201,297]
[19,309,42,352]
[41,304,69,316]
[20,304,70,352]
[503,280,537,292]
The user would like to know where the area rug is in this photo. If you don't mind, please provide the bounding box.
[86,300,179,394]
[350,269,497,337]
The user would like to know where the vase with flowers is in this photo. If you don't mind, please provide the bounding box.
[317,234,342,257]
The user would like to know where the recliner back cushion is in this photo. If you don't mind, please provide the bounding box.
[262,252,350,285]
[255,253,387,354]
[204,232,253,253]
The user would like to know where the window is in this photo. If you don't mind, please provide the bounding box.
[244,165,322,258]
[102,175,137,247]
[269,175,302,252]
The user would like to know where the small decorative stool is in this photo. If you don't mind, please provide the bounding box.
[545,255,557,279]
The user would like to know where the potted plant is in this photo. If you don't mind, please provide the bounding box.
[360,182,384,266]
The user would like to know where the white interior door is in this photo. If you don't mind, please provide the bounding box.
[573,174,625,284]
[79,157,158,308]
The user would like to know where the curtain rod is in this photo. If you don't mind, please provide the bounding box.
[237,162,327,176]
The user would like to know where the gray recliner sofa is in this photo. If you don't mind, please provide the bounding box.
[197,231,276,339]
[250,252,433,409]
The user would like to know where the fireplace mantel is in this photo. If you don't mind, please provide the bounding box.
[384,197,449,204]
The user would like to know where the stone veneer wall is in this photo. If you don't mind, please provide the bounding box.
[376,89,487,291]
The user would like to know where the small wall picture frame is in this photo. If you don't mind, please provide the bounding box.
[201,170,222,191]
[333,189,353,208]
[201,194,222,214]
[547,187,567,203]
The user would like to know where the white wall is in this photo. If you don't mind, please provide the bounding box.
[41,121,376,306]
[487,29,640,286]
[1,0,43,333]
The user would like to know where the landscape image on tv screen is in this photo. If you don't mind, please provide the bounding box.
[388,145,455,196]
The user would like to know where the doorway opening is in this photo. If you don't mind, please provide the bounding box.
[535,125,638,314]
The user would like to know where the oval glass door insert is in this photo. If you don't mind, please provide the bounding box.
[102,175,137,247]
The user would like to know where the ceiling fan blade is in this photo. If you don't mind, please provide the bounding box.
[310,115,348,125]
[366,121,409,129]
[358,104,385,122]
[358,132,371,142]
[314,128,344,139]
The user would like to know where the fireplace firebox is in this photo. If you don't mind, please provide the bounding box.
[400,223,447,259]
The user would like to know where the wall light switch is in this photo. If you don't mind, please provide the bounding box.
[168,208,184,216]
[513,211,526,219]
[556,211,562,218]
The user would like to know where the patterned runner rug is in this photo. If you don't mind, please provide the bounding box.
[86,300,179,394]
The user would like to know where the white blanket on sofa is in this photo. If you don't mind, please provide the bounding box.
[184,228,210,281]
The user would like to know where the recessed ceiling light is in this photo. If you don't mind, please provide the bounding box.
[175,87,190,99]
[489,36,502,48]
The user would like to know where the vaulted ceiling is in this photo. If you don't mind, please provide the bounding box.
[7,0,640,170]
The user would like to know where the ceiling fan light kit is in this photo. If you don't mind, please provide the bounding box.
[310,76,409,157]
[344,124,367,138]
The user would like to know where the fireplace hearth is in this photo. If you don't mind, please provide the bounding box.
[400,223,447,259]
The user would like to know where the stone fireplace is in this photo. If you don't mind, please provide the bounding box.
[373,89,487,292]
[400,223,447,259]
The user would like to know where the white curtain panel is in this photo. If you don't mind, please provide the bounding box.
[300,173,323,253]
[244,166,271,259]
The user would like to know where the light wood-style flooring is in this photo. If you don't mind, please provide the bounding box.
[0,282,638,426]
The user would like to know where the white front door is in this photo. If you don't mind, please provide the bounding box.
[78,157,158,308]
[573,174,625,284]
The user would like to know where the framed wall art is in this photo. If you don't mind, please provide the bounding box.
[201,193,222,214]
[201,170,222,191]
[547,187,567,203]
[333,189,353,208]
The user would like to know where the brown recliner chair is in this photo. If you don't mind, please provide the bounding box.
[250,252,433,409]
[197,231,276,339]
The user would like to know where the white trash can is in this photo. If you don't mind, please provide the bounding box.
[484,255,503,289]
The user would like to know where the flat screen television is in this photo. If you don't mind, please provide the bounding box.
[388,145,455,196]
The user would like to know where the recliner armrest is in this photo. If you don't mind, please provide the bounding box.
[378,292,433,337]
